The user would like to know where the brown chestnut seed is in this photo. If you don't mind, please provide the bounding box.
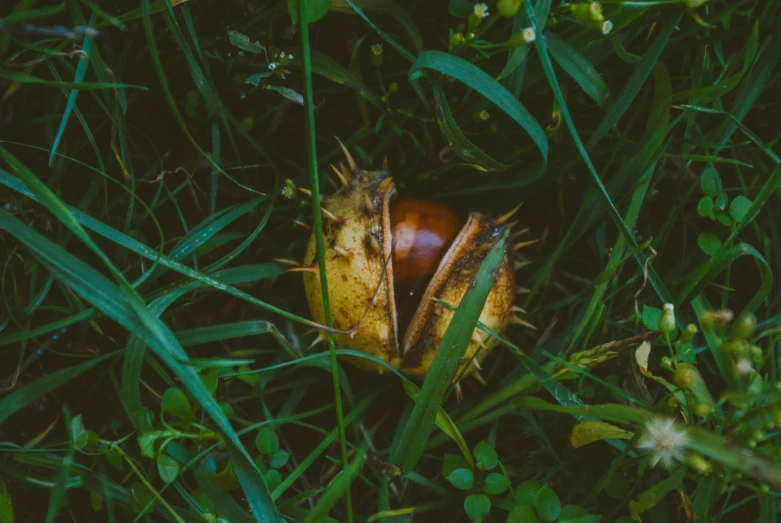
[390,196,465,338]
[301,152,519,380]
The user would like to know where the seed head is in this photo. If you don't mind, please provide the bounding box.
[659,303,675,335]
[637,417,689,468]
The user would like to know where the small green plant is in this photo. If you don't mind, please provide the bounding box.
[696,167,754,256]
[444,440,602,522]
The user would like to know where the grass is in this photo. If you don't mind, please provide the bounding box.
[1,0,781,522]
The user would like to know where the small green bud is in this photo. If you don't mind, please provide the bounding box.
[679,324,698,345]
[724,339,749,358]
[692,403,712,417]
[478,109,490,121]
[758,484,770,495]
[750,345,763,362]
[753,431,767,442]
[660,356,673,371]
[449,32,464,49]
[685,454,711,474]
[732,313,757,340]
[673,363,698,389]
[497,0,523,18]
[570,3,592,23]
[701,312,717,332]
[772,409,781,428]
[370,44,383,67]
[388,82,399,94]
[659,303,675,335]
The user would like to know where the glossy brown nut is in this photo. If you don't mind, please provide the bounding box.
[390,196,465,336]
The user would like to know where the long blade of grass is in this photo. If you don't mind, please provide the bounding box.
[299,1,352,519]
[586,12,682,149]
[49,13,95,166]
[410,51,548,166]
[0,69,145,90]
[303,444,368,523]
[338,0,419,62]
[0,149,279,521]
[525,1,675,306]
[0,167,313,328]
[0,352,115,425]
[392,231,508,473]
[45,409,75,523]
[432,86,509,171]
[546,31,610,107]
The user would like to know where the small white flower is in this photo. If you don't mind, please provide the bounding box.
[602,20,614,35]
[522,27,536,43]
[637,417,689,468]
[288,53,294,60]
[736,359,753,375]
[473,3,489,19]
[268,62,277,71]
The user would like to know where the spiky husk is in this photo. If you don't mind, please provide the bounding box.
[302,159,517,381]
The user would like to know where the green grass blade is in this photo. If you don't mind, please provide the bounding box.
[0,148,279,522]
[272,391,380,500]
[586,12,682,148]
[0,4,64,24]
[0,69,145,90]
[392,231,508,473]
[289,48,383,109]
[45,409,75,523]
[678,243,773,315]
[338,0,418,62]
[525,0,675,307]
[546,31,610,107]
[303,444,368,523]
[0,309,93,346]
[410,50,548,167]
[0,352,116,425]
[49,13,95,166]
[432,87,509,171]
[299,1,352,519]
[0,167,311,328]
[175,320,279,346]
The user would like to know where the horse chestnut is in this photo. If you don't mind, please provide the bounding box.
[300,145,524,381]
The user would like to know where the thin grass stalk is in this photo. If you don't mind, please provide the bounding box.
[298,4,352,521]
